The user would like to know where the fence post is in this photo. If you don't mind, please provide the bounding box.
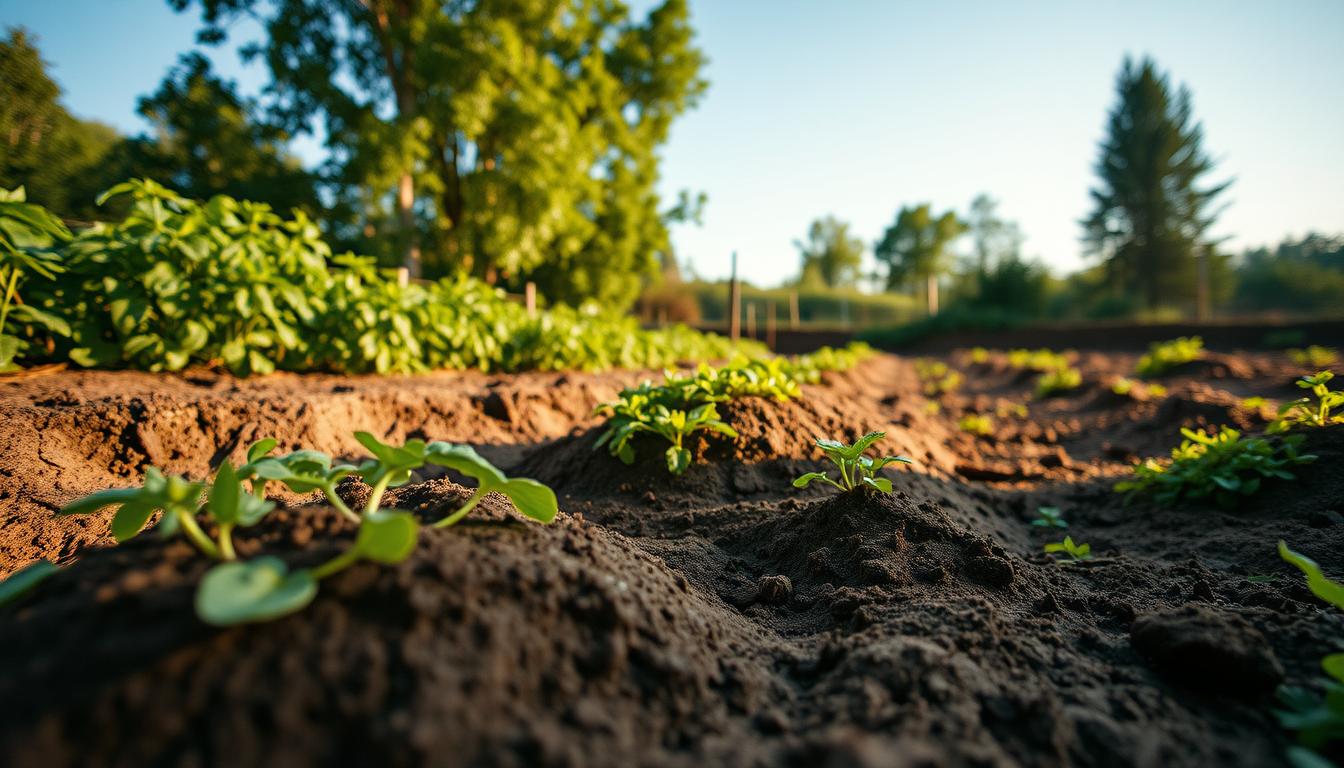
[766,300,777,350]
[396,267,410,287]
[746,302,756,339]
[525,282,537,317]
[728,251,741,341]
[789,289,800,330]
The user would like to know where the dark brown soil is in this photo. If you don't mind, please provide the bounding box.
[2,349,1343,767]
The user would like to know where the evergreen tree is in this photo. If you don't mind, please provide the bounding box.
[1082,56,1230,310]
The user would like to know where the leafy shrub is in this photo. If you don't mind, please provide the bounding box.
[1114,426,1315,507]
[1135,336,1204,378]
[1269,371,1344,433]
[1288,346,1339,368]
[13,180,761,375]
[793,431,912,493]
[0,187,71,371]
[47,432,557,625]
[1036,367,1082,398]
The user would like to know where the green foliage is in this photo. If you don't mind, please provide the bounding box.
[793,431,913,494]
[1269,371,1344,433]
[1082,56,1230,310]
[0,560,60,608]
[55,430,556,626]
[1276,542,1344,765]
[1032,506,1068,529]
[914,358,962,395]
[1007,348,1071,372]
[857,306,1028,349]
[1136,336,1204,378]
[874,203,966,292]
[958,413,994,437]
[1036,367,1082,398]
[1289,347,1340,369]
[1114,426,1315,507]
[795,216,864,288]
[0,186,70,370]
[1044,536,1092,563]
[686,281,918,329]
[968,347,990,364]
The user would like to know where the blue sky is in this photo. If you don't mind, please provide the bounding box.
[4,0,1342,285]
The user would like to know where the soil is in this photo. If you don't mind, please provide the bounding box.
[2,347,1343,767]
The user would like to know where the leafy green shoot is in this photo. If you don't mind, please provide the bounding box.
[968,346,990,364]
[958,413,994,436]
[0,560,60,608]
[1114,426,1315,507]
[0,186,71,371]
[793,431,913,494]
[1135,336,1203,378]
[1044,536,1092,564]
[1275,541,1344,761]
[1288,346,1339,369]
[1036,366,1082,398]
[1031,506,1068,529]
[1006,348,1071,372]
[1242,396,1271,411]
[1269,371,1344,433]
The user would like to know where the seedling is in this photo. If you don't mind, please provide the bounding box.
[793,431,913,494]
[1114,426,1315,507]
[54,430,557,626]
[1036,367,1082,398]
[1269,371,1344,433]
[0,560,60,608]
[1007,348,1071,372]
[595,401,737,475]
[1288,346,1339,368]
[958,413,994,436]
[1275,542,1344,763]
[1135,336,1203,378]
[1044,536,1091,563]
[969,347,990,364]
[995,401,1029,419]
[1242,396,1271,411]
[923,400,942,415]
[1032,506,1068,529]
[914,358,962,395]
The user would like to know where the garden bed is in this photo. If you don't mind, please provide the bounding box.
[2,349,1343,767]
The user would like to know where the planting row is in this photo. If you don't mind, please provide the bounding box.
[0,181,760,375]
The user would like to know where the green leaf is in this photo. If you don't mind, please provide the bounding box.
[793,472,829,488]
[355,510,419,563]
[497,478,558,523]
[195,557,318,627]
[208,462,242,524]
[1280,541,1344,612]
[0,560,59,608]
[666,446,691,475]
[862,476,893,493]
[57,487,142,516]
[110,500,156,542]
[247,438,279,463]
[1323,654,1344,685]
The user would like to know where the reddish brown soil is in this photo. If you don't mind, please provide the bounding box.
[2,349,1343,767]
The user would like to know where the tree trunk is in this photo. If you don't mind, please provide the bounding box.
[398,172,420,277]
[926,274,939,316]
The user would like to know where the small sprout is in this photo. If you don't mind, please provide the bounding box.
[1275,541,1344,761]
[793,431,913,494]
[914,358,962,395]
[1031,506,1068,529]
[1288,346,1339,368]
[995,401,1029,419]
[1111,377,1134,396]
[595,401,737,475]
[1269,371,1344,433]
[1148,383,1168,398]
[1241,396,1270,411]
[958,413,994,436]
[1044,536,1092,563]
[0,560,60,608]
[922,400,941,415]
[969,346,990,364]
[1136,336,1203,378]
[1036,367,1082,398]
[1115,426,1316,507]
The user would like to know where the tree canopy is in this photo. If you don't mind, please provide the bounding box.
[794,215,863,288]
[874,203,965,291]
[1082,55,1230,310]
[169,0,707,309]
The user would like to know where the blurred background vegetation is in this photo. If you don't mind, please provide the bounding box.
[1,1,1340,341]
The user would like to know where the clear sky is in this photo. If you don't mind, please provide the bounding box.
[4,0,1342,285]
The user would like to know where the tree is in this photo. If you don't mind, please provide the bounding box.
[965,193,1022,284]
[1082,56,1231,311]
[874,203,965,314]
[171,0,707,309]
[119,54,318,215]
[0,27,121,220]
[794,215,863,288]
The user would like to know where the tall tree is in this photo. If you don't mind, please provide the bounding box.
[1082,56,1230,310]
[0,27,121,220]
[171,0,707,308]
[874,203,965,314]
[965,193,1022,283]
[120,54,318,215]
[794,215,863,288]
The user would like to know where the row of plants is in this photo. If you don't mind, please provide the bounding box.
[0,432,559,625]
[594,343,874,474]
[0,181,763,375]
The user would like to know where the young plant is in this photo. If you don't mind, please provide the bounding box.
[1275,541,1344,766]
[1288,346,1339,368]
[1269,371,1344,433]
[1114,426,1315,507]
[596,403,736,475]
[958,413,994,436]
[0,187,71,371]
[1036,366,1082,398]
[1135,336,1203,378]
[1031,506,1068,529]
[1044,536,1091,563]
[0,560,60,608]
[968,346,990,364]
[914,358,963,395]
[793,431,913,494]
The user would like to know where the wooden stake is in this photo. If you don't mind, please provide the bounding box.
[789,289,800,330]
[525,282,537,317]
[766,300,777,350]
[728,251,741,341]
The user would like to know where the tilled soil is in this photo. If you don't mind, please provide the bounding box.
[1,349,1343,767]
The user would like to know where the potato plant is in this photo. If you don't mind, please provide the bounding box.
[793,431,913,494]
[1135,336,1203,378]
[1115,426,1315,507]
[47,433,557,626]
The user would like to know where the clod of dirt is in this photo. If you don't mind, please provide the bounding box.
[1130,604,1284,696]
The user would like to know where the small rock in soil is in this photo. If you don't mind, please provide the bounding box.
[1130,604,1283,696]
[755,574,793,605]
